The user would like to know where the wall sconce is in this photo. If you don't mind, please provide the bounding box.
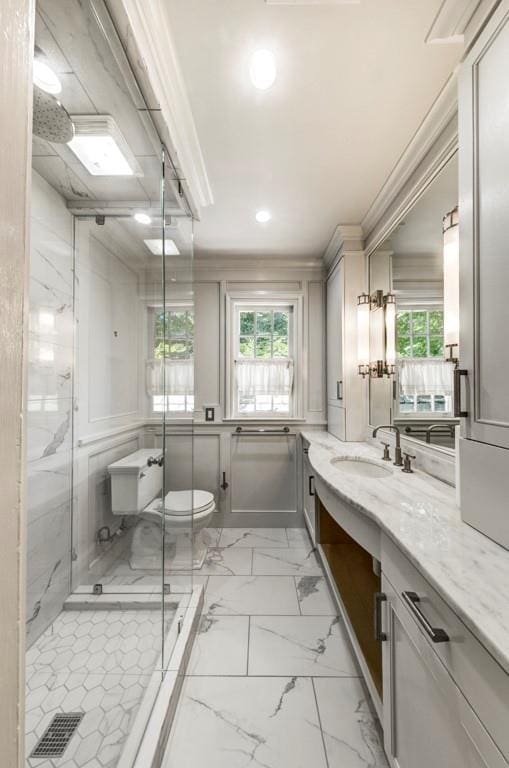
[357,293,370,378]
[357,290,396,378]
[443,206,459,364]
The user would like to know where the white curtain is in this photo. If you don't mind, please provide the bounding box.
[235,359,294,396]
[399,359,453,396]
[146,359,194,396]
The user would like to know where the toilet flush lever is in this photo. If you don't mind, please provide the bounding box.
[147,456,164,468]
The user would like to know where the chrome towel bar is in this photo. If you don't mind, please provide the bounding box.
[232,426,291,436]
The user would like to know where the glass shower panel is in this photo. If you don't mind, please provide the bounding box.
[160,154,194,666]
[26,1,193,765]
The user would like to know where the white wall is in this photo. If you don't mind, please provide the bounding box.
[73,220,146,584]
[1,2,33,759]
[144,258,326,526]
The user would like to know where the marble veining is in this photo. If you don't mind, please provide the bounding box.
[302,430,509,672]
[164,528,386,768]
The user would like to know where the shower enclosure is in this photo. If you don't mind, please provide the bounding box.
[25,1,196,766]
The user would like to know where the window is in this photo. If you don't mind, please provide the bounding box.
[150,308,194,413]
[396,309,444,359]
[396,309,452,415]
[232,305,295,417]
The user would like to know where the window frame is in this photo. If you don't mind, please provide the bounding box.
[225,293,303,420]
[395,306,452,418]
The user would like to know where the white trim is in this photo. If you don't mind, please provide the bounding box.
[426,0,481,43]
[118,0,213,213]
[361,73,459,250]
[225,293,304,420]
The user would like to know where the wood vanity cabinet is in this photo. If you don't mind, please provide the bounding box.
[458,0,509,547]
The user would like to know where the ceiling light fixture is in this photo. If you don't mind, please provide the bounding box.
[33,59,62,95]
[68,115,143,177]
[143,239,180,256]
[255,210,272,223]
[134,212,152,225]
[249,49,276,90]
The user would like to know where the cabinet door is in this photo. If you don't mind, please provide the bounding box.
[459,0,509,449]
[382,576,507,768]
[326,260,344,407]
[302,451,316,539]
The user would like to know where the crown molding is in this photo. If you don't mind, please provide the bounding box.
[361,72,458,250]
[323,224,364,268]
[425,0,500,47]
[118,0,214,214]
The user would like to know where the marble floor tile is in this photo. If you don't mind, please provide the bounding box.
[252,547,322,576]
[205,576,300,616]
[162,676,328,768]
[199,547,253,576]
[295,576,337,615]
[187,615,249,676]
[286,528,312,547]
[313,677,388,767]
[248,616,359,677]
[202,528,222,548]
[218,528,288,548]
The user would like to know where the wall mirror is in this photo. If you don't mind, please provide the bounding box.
[366,153,459,451]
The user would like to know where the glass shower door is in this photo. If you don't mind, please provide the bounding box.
[159,149,194,667]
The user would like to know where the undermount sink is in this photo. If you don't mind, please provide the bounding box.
[330,456,392,479]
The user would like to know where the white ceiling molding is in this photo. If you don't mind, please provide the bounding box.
[361,72,458,252]
[323,224,364,269]
[425,0,501,47]
[426,0,482,43]
[117,0,214,214]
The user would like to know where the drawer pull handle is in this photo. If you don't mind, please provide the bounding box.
[402,591,449,643]
[374,592,387,642]
[308,475,315,497]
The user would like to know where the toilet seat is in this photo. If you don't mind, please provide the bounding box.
[144,489,214,517]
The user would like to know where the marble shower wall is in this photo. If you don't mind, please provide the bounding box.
[26,171,74,646]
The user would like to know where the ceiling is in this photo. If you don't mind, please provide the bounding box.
[166,0,463,260]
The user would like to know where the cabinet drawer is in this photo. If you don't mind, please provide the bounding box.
[382,534,509,760]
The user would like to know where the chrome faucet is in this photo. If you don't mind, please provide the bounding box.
[372,425,403,466]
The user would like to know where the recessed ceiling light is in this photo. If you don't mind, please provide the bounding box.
[134,212,152,225]
[250,50,276,90]
[256,210,272,223]
[67,116,143,177]
[33,59,62,95]
[144,239,180,256]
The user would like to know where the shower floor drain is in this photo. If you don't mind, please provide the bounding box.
[30,712,84,758]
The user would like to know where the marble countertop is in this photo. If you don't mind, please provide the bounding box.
[301,430,509,674]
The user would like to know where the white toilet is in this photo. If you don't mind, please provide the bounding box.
[108,449,215,570]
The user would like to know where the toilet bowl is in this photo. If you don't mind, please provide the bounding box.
[134,490,215,571]
[107,450,215,571]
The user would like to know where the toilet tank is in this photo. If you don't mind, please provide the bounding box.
[108,449,163,514]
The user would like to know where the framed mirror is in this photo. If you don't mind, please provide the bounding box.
[367,153,459,451]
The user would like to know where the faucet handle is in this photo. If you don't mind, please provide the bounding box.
[402,452,416,474]
[380,442,391,461]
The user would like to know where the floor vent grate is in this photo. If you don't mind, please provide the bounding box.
[30,712,84,758]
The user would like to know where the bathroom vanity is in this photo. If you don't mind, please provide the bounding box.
[300,431,509,768]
